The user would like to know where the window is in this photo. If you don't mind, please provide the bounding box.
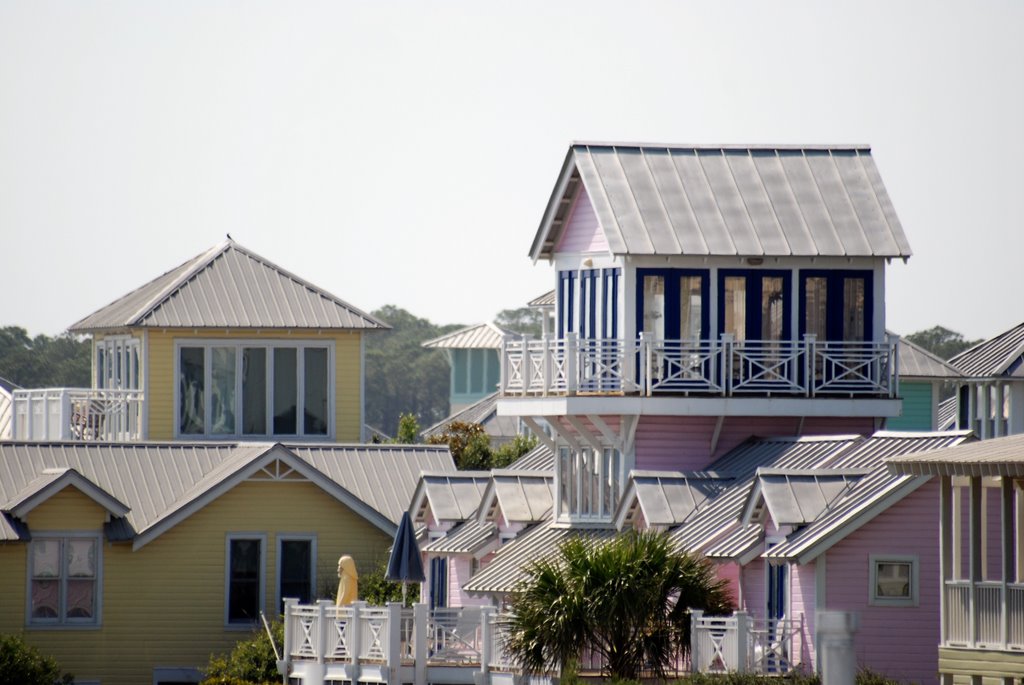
[636,269,708,341]
[557,446,623,522]
[718,270,790,342]
[29,536,101,626]
[96,336,141,390]
[278,537,315,612]
[869,555,918,606]
[799,271,873,342]
[227,536,265,625]
[177,341,333,438]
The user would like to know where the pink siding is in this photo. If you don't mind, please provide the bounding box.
[823,482,940,685]
[555,187,608,254]
[740,558,767,619]
[715,561,741,609]
[790,561,816,669]
[634,416,875,471]
[447,555,489,607]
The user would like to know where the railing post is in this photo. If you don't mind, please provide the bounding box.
[317,600,331,667]
[639,332,649,395]
[387,602,402,685]
[500,337,508,395]
[721,334,734,396]
[414,603,428,685]
[735,611,748,673]
[804,334,816,397]
[520,334,532,395]
[565,332,578,395]
[478,606,495,685]
[279,599,296,682]
[350,601,365,682]
[60,389,72,440]
[689,609,703,672]
[541,334,551,395]
[888,333,899,398]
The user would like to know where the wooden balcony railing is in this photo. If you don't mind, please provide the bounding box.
[11,388,144,442]
[500,334,898,399]
[943,580,1024,651]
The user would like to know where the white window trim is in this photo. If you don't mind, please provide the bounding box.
[869,554,919,607]
[276,534,317,610]
[26,531,103,629]
[174,338,335,440]
[225,533,267,629]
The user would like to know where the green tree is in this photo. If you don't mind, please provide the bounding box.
[0,327,91,388]
[392,413,420,444]
[201,621,283,685]
[0,634,73,685]
[425,420,488,469]
[495,307,544,338]
[505,531,732,681]
[360,561,421,606]
[905,325,981,361]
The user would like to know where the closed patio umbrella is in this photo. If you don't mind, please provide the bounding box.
[386,511,425,603]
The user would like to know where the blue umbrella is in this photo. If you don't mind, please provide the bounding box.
[386,511,425,602]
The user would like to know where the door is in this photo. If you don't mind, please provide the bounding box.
[636,269,709,389]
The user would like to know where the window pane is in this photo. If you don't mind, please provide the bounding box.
[66,579,95,619]
[211,347,236,435]
[96,348,107,389]
[680,276,702,340]
[762,277,784,341]
[273,348,297,435]
[558,446,572,517]
[32,540,61,578]
[876,562,911,598]
[805,277,827,340]
[229,539,261,623]
[304,348,328,435]
[242,348,267,435]
[280,540,312,606]
[642,276,665,339]
[31,580,59,619]
[469,348,484,394]
[67,539,96,577]
[179,347,205,434]
[724,277,746,340]
[843,278,866,341]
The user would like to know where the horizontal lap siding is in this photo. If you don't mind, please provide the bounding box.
[555,187,608,254]
[146,329,363,441]
[790,561,816,669]
[740,558,767,619]
[823,483,940,685]
[3,480,391,685]
[448,556,488,607]
[889,382,935,431]
[25,487,109,530]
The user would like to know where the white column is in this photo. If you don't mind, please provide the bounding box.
[414,603,428,685]
[940,476,953,645]
[386,602,402,685]
[817,611,858,685]
[734,611,749,673]
[1002,477,1014,649]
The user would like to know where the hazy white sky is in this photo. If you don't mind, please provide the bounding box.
[2,1,1022,341]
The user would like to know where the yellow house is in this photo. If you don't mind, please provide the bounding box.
[9,238,387,443]
[0,440,455,684]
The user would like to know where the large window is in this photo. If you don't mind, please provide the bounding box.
[557,446,623,521]
[278,537,315,612]
[799,271,873,342]
[718,270,789,342]
[227,536,265,626]
[178,341,333,438]
[29,536,101,626]
[637,269,708,341]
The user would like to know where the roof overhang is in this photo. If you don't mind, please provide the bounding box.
[5,468,131,520]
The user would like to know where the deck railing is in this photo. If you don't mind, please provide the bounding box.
[11,388,144,441]
[943,580,1024,651]
[690,610,802,675]
[501,334,897,399]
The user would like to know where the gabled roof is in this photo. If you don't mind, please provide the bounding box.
[614,470,732,530]
[69,239,388,332]
[949,322,1024,378]
[893,334,964,379]
[476,470,554,525]
[0,441,453,547]
[3,468,130,520]
[422,323,512,350]
[741,468,869,527]
[531,143,912,261]
[410,472,492,525]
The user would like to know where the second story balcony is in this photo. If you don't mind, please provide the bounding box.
[10,388,144,442]
[500,333,898,399]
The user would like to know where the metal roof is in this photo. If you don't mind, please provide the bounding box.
[615,471,732,529]
[410,472,492,524]
[704,524,764,561]
[887,432,1024,477]
[0,441,453,544]
[421,393,502,440]
[462,521,615,595]
[825,430,973,469]
[422,323,512,350]
[528,290,555,308]
[69,239,388,332]
[893,334,964,379]
[531,143,912,261]
[949,322,1024,378]
[749,468,868,526]
[506,444,555,471]
[423,519,496,555]
[937,396,958,431]
[477,470,554,525]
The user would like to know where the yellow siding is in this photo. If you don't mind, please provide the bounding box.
[0,479,391,685]
[144,329,363,442]
[25,487,109,531]
[940,646,1024,679]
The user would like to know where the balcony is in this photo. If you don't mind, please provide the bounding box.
[11,388,144,442]
[500,334,898,399]
[943,580,1024,651]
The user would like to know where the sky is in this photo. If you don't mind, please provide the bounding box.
[1,1,1022,342]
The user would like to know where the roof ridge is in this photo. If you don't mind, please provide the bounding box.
[571,141,874,151]
[127,240,231,326]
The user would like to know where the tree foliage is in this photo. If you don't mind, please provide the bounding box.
[904,325,981,361]
[364,306,462,437]
[0,327,91,388]
[0,634,73,685]
[360,561,421,606]
[425,422,537,469]
[505,531,732,681]
[201,621,283,685]
[495,307,545,338]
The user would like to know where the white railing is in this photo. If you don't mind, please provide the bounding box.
[943,580,1024,651]
[501,334,896,399]
[11,388,144,441]
[690,610,802,675]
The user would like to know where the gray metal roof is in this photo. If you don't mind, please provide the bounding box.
[531,143,912,261]
[615,471,732,528]
[704,524,763,561]
[477,470,554,525]
[528,290,555,308]
[410,472,492,524]
[887,432,1024,477]
[506,444,555,471]
[462,521,615,595]
[937,396,958,431]
[421,394,518,442]
[825,430,973,469]
[893,334,964,379]
[422,323,512,350]
[0,441,453,544]
[750,468,868,526]
[69,239,388,332]
[949,322,1024,378]
[423,519,496,555]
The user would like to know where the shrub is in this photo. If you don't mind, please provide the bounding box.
[0,634,73,685]
[201,621,283,685]
[360,560,420,606]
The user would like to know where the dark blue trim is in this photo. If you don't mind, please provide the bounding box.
[580,269,599,340]
[602,268,620,338]
[716,269,791,340]
[635,268,709,340]
[557,271,576,339]
[797,270,873,341]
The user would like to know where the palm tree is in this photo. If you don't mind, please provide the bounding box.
[504,530,732,681]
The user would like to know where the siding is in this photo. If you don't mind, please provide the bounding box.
[823,482,940,685]
[145,329,363,441]
[447,556,488,608]
[790,560,816,669]
[555,187,608,254]
[1,479,391,685]
[889,381,935,431]
[740,558,767,619]
[24,487,109,531]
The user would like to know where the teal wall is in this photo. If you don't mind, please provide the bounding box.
[450,349,500,406]
[889,381,935,431]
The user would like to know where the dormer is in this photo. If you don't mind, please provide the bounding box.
[423,323,511,413]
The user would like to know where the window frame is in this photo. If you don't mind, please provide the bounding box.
[225,533,267,629]
[556,445,623,523]
[636,268,709,341]
[798,269,874,342]
[174,339,335,440]
[276,534,317,612]
[26,532,103,629]
[95,335,141,390]
[869,554,918,607]
[717,269,791,342]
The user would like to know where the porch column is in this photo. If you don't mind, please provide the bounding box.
[970,478,983,646]
[940,476,953,645]
[817,611,858,685]
[1010,384,1024,435]
[1002,477,1015,648]
[414,603,427,685]
[979,385,991,440]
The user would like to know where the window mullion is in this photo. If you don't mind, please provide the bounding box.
[266,346,274,438]
[297,345,305,437]
[235,344,244,437]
